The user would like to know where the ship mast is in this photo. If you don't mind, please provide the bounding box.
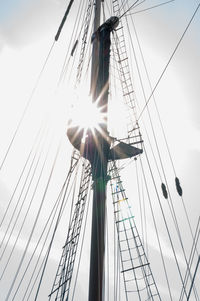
[67,2,141,300]
[88,1,103,299]
[88,1,110,299]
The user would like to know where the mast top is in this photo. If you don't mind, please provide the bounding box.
[92,16,119,42]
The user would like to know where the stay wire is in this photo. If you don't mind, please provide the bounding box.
[130,6,179,177]
[129,7,198,263]
[179,217,200,301]
[25,249,48,301]
[111,162,153,300]
[113,7,165,191]
[116,1,198,294]
[125,10,198,296]
[24,160,79,301]
[49,156,85,300]
[12,177,69,300]
[118,0,129,13]
[59,162,83,300]
[71,175,92,300]
[74,0,94,86]
[37,176,77,300]
[143,148,188,299]
[65,157,80,237]
[128,7,199,283]
[48,179,79,299]
[68,19,93,86]
[63,0,93,85]
[0,141,48,279]
[139,155,179,301]
[126,0,175,16]
[141,174,148,257]
[0,123,45,228]
[5,140,60,301]
[109,172,125,301]
[135,159,145,246]
[136,2,200,122]
[0,41,55,171]
[3,138,51,293]
[119,0,141,19]
[124,1,198,288]
[0,126,49,254]
[187,256,200,301]
[118,0,145,16]
[13,151,79,300]
[57,0,86,85]
[131,0,148,10]
[121,10,164,178]
[34,150,79,301]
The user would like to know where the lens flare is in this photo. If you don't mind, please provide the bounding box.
[69,96,104,131]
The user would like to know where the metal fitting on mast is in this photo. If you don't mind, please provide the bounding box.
[91,16,119,42]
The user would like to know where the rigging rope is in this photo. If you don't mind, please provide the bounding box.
[179,217,200,301]
[48,158,91,301]
[187,256,200,301]
[139,157,173,301]
[0,124,45,228]
[0,42,55,171]
[109,160,161,300]
[135,158,146,247]
[0,127,49,254]
[136,2,200,122]
[127,15,199,295]
[126,8,200,295]
[0,145,47,279]
[118,0,141,19]
[21,158,79,301]
[12,179,68,300]
[71,176,92,300]
[126,0,175,16]
[143,149,188,299]
[34,151,80,301]
[5,142,60,301]
[127,6,198,266]
[58,0,86,85]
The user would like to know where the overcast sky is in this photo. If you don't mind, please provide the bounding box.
[0,0,200,300]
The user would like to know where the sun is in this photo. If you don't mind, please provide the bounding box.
[68,92,105,132]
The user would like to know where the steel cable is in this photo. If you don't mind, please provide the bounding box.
[5,141,60,301]
[0,127,49,254]
[143,148,188,299]
[22,158,79,301]
[0,42,55,171]
[0,124,45,228]
[136,2,200,122]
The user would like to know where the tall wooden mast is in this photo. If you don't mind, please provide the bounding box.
[67,3,141,300]
[88,7,118,300]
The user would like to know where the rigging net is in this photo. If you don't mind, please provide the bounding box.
[49,160,91,301]
[1,1,200,300]
[109,160,161,301]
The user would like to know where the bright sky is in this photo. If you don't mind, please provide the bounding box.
[0,0,200,300]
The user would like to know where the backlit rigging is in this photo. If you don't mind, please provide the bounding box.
[0,1,200,301]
